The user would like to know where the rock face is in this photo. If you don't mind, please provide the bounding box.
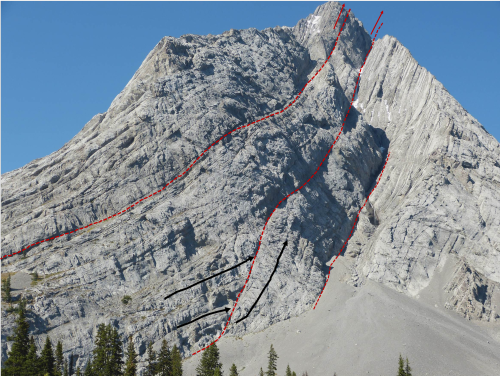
[351,34,500,309]
[444,260,500,321]
[2,1,499,373]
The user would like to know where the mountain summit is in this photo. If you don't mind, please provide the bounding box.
[3,2,500,375]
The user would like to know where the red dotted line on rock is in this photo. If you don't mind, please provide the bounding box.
[0,8,355,262]
[313,151,390,310]
[333,3,345,30]
[312,21,386,310]
[191,8,382,356]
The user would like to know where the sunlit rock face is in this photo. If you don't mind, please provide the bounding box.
[2,2,499,372]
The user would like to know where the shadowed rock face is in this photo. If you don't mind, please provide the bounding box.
[2,1,499,373]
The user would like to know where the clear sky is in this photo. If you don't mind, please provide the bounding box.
[2,1,499,173]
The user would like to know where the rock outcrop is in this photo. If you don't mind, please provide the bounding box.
[2,2,499,373]
[351,34,500,303]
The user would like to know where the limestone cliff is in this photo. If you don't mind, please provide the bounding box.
[2,2,499,373]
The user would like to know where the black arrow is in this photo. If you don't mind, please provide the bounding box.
[177,307,230,329]
[236,240,288,324]
[165,256,254,300]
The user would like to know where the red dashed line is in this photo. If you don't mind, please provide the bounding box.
[191,7,368,356]
[1,7,357,262]
[333,4,345,30]
[371,11,383,35]
[313,152,390,310]
[2,7,384,361]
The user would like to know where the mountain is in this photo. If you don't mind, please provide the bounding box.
[2,2,500,375]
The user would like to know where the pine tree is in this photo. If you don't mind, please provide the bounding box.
[76,366,81,376]
[124,336,137,376]
[109,325,124,375]
[266,345,278,376]
[3,301,31,375]
[92,323,123,376]
[196,343,222,376]
[405,357,412,376]
[64,359,69,376]
[291,372,297,376]
[145,342,157,376]
[214,368,221,376]
[24,335,40,376]
[92,324,109,375]
[2,274,12,303]
[258,368,264,376]
[92,324,108,373]
[69,354,74,376]
[229,364,238,376]
[285,365,292,376]
[397,355,405,376]
[209,344,223,375]
[171,345,183,376]
[40,336,56,376]
[156,339,172,376]
[17,296,28,313]
[55,340,64,376]
[84,360,94,376]
[195,346,209,376]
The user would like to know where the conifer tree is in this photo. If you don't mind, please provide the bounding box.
[24,335,40,376]
[156,339,172,376]
[291,372,297,376]
[40,336,56,376]
[196,343,222,376]
[124,336,137,376]
[171,345,183,376]
[405,357,412,376]
[229,364,238,376]
[146,342,157,376]
[92,324,108,374]
[84,360,94,376]
[258,368,264,376]
[2,274,12,303]
[76,366,81,376]
[266,345,278,376]
[2,300,30,375]
[69,354,74,376]
[214,368,221,376]
[195,346,209,376]
[91,323,123,375]
[18,296,28,313]
[109,325,124,375]
[64,359,69,376]
[55,340,64,376]
[285,365,292,376]
[92,324,109,373]
[397,355,405,376]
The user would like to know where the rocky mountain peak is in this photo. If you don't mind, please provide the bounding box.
[2,2,500,375]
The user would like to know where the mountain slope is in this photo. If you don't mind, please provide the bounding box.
[350,34,500,318]
[2,2,500,374]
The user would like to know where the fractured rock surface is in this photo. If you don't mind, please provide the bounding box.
[2,1,499,373]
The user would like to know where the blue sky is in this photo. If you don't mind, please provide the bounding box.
[2,1,499,173]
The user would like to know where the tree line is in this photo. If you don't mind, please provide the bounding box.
[2,286,414,375]
[1,298,182,376]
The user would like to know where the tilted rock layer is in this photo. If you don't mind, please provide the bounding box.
[2,1,499,372]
